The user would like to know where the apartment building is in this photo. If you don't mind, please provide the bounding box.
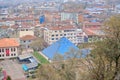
[83,21,102,29]
[61,12,78,24]
[44,25,84,45]
[0,38,19,59]
[83,22,104,43]
[17,23,34,37]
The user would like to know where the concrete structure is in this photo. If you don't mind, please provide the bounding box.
[61,12,78,24]
[20,35,36,49]
[83,21,104,43]
[44,25,84,45]
[18,24,34,37]
[0,38,19,59]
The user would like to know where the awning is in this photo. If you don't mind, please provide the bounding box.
[22,64,28,71]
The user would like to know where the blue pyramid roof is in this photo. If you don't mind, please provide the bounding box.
[42,37,79,59]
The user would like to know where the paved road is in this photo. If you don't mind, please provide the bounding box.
[0,59,27,80]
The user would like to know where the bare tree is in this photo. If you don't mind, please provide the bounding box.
[30,38,48,51]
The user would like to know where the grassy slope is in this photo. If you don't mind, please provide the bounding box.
[33,51,49,64]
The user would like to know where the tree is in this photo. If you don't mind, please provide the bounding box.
[86,15,120,80]
[37,64,61,80]
[104,15,120,80]
[37,48,83,80]
[30,38,48,51]
[85,41,114,80]
[7,76,12,80]
[53,53,64,61]
[0,68,2,72]
[36,14,120,80]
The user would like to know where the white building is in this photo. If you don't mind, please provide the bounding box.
[44,25,84,45]
[61,12,78,24]
[0,38,19,59]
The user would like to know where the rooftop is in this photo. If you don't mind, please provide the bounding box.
[20,35,36,40]
[84,28,104,36]
[83,21,102,26]
[18,54,33,61]
[47,25,76,30]
[42,37,79,60]
[0,38,19,48]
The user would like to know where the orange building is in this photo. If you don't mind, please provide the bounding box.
[0,38,19,59]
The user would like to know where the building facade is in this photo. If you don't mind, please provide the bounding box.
[18,26,34,37]
[20,35,36,49]
[61,12,78,24]
[44,26,84,45]
[0,38,19,59]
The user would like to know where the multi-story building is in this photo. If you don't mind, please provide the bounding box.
[44,25,84,45]
[83,22,104,43]
[61,12,78,24]
[17,23,34,37]
[20,35,36,49]
[83,21,102,29]
[0,38,19,59]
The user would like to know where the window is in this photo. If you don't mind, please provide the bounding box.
[56,38,58,40]
[64,34,66,36]
[56,34,58,36]
[0,55,1,57]
[26,29,28,31]
[52,35,54,37]
[60,34,62,36]
[52,38,54,40]
[11,54,13,56]
[55,31,57,32]
[21,29,24,31]
[29,40,31,42]
[2,54,4,57]
[0,49,1,52]
[24,41,26,43]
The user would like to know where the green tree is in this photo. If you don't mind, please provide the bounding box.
[7,76,12,80]
[0,68,2,72]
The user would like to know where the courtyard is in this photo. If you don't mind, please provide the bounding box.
[0,59,27,80]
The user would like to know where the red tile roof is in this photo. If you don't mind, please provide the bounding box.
[83,28,104,36]
[20,35,36,40]
[48,25,76,30]
[84,22,102,26]
[0,38,19,48]
[84,28,95,36]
